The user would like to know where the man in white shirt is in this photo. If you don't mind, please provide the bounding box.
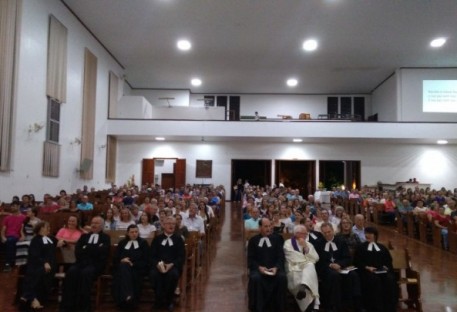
[183,203,205,237]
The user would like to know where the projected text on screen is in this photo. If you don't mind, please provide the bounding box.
[423,80,457,113]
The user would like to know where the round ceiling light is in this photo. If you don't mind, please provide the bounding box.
[191,78,202,86]
[287,78,298,87]
[177,39,192,51]
[302,39,318,51]
[430,37,446,48]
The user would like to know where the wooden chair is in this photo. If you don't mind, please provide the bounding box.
[389,248,422,312]
[417,213,429,243]
[95,245,116,309]
[106,230,126,246]
[406,212,416,238]
[431,222,443,249]
[298,113,311,120]
[448,223,457,254]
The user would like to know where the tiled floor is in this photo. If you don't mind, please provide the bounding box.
[1,203,456,311]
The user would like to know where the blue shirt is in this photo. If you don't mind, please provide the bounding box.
[77,202,93,211]
[352,225,366,242]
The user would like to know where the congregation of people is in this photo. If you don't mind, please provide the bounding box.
[0,183,223,311]
[1,179,455,311]
[243,181,457,312]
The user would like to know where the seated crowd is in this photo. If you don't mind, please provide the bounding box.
[0,183,224,311]
[242,182,456,311]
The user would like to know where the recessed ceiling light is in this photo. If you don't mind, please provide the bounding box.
[287,78,298,87]
[430,37,446,48]
[302,39,318,51]
[191,78,202,86]
[155,137,165,141]
[293,138,303,143]
[437,140,448,145]
[177,39,191,51]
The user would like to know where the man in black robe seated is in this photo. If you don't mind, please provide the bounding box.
[315,222,363,312]
[247,218,287,312]
[149,216,185,311]
[302,216,324,245]
[60,216,111,312]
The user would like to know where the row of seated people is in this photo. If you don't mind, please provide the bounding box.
[3,183,225,216]
[365,197,457,252]
[2,188,224,219]
[247,218,397,312]
[1,200,211,272]
[10,212,210,311]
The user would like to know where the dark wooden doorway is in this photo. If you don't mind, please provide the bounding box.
[275,160,316,197]
[161,173,175,190]
[319,160,361,190]
[141,158,186,189]
[231,159,271,200]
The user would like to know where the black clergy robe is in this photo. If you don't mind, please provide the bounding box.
[315,235,361,311]
[308,230,324,246]
[60,231,111,311]
[149,233,185,307]
[22,235,56,303]
[112,237,149,307]
[354,241,397,312]
[247,233,287,312]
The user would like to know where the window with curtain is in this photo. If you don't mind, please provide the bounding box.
[42,15,67,177]
[0,0,19,171]
[46,15,67,103]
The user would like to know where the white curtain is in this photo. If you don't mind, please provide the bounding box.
[105,135,117,183]
[108,71,119,118]
[80,48,97,180]
[0,0,20,171]
[42,141,60,177]
[46,15,67,103]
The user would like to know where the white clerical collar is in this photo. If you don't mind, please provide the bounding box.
[125,240,139,250]
[324,240,338,252]
[258,236,272,248]
[161,235,173,246]
[88,233,99,244]
[367,242,381,251]
[42,236,53,244]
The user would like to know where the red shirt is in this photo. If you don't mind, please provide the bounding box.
[2,214,26,238]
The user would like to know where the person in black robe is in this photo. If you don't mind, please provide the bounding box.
[149,216,185,311]
[60,216,111,312]
[20,221,57,310]
[315,222,363,312]
[112,224,149,309]
[354,226,397,312]
[301,216,324,246]
[234,178,244,203]
[247,218,287,312]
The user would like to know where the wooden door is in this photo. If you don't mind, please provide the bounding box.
[174,159,186,189]
[162,173,175,190]
[142,159,155,186]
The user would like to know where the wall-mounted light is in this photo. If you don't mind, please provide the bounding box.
[70,137,81,145]
[28,122,44,134]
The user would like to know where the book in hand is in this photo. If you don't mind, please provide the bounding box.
[340,266,358,274]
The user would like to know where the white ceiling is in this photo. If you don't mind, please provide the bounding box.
[63,0,457,94]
